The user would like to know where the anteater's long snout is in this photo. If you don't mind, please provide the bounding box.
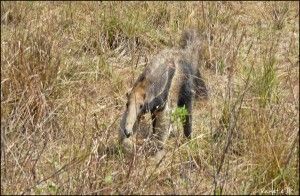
[124,128,132,138]
[120,111,134,139]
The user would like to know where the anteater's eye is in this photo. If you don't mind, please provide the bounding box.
[139,104,143,109]
[126,103,129,107]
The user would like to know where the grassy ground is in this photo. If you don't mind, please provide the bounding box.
[1,1,299,195]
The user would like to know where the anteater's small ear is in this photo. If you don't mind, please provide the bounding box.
[140,78,149,89]
[126,88,132,98]
[142,92,146,100]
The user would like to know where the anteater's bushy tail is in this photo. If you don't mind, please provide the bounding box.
[180,29,208,100]
[194,68,208,100]
[179,28,200,50]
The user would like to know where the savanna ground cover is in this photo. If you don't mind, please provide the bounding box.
[1,1,299,195]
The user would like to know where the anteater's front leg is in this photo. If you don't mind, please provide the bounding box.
[151,112,157,134]
[151,108,171,152]
[118,128,135,155]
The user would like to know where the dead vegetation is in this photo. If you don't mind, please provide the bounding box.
[1,1,299,195]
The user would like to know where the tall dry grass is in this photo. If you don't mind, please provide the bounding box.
[1,1,299,195]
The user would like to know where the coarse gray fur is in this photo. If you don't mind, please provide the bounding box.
[119,29,208,154]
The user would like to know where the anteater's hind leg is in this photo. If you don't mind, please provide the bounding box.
[177,80,193,139]
[183,100,192,139]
